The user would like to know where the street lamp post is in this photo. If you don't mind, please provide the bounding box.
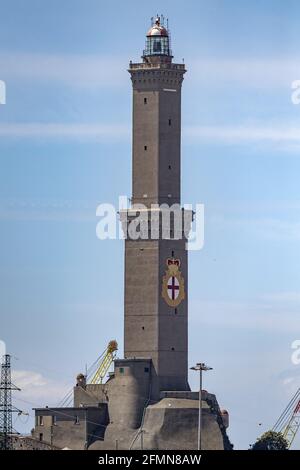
[190,362,213,451]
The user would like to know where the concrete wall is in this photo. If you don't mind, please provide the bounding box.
[108,359,152,428]
[124,233,189,393]
[140,398,225,450]
[158,85,182,205]
[132,88,159,205]
[74,383,108,407]
[124,239,160,380]
[129,64,185,207]
[33,406,108,450]
[158,237,188,391]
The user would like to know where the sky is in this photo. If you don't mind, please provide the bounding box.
[0,0,300,450]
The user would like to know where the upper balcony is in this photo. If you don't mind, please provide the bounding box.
[128,62,186,71]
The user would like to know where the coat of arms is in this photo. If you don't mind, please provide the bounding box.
[162,258,185,307]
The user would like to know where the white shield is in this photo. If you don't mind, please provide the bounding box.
[167,276,180,300]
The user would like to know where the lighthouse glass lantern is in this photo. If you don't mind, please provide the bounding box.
[143,16,172,57]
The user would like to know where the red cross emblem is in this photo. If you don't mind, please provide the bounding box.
[167,276,180,300]
[162,258,185,307]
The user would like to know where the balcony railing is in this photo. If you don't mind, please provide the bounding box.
[128,62,185,71]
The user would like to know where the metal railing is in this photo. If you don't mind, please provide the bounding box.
[129,62,185,71]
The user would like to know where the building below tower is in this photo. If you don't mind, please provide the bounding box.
[32,359,232,450]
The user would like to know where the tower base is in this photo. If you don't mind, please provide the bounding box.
[32,359,232,450]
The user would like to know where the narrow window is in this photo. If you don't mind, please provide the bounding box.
[52,415,57,426]
[142,326,145,330]
[74,415,80,425]
[168,165,171,170]
[39,433,43,442]
[38,416,44,426]
[169,119,172,126]
[144,97,147,104]
[171,250,174,257]
[144,145,147,151]
[119,367,124,374]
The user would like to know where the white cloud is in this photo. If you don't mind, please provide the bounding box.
[188,58,300,89]
[0,207,95,222]
[1,122,300,149]
[12,370,70,407]
[0,122,130,140]
[0,199,100,222]
[1,53,299,90]
[0,53,127,88]
[184,125,300,145]
[262,292,300,303]
[12,370,47,388]
[280,370,300,399]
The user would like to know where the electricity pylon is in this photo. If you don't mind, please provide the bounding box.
[0,354,21,450]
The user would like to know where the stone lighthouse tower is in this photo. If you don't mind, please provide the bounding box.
[32,17,231,450]
[124,16,189,395]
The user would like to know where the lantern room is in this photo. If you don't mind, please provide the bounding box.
[143,16,172,58]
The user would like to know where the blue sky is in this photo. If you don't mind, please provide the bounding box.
[1,0,300,449]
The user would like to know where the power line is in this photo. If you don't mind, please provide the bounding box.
[56,348,109,408]
[14,395,108,430]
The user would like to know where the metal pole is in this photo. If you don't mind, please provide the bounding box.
[191,362,212,452]
[198,368,202,450]
[84,409,88,450]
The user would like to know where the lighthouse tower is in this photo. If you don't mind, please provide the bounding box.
[32,17,231,450]
[124,16,189,394]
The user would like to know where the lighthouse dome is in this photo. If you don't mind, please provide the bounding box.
[147,20,168,37]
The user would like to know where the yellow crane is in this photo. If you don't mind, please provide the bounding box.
[57,340,119,407]
[273,387,300,448]
[90,340,118,384]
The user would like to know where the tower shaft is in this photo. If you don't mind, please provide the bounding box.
[124,17,189,395]
[130,63,185,207]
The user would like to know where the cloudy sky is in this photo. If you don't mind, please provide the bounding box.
[1,0,300,449]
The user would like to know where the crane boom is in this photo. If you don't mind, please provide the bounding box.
[90,340,118,384]
[273,388,300,449]
[57,340,118,408]
[282,399,300,448]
